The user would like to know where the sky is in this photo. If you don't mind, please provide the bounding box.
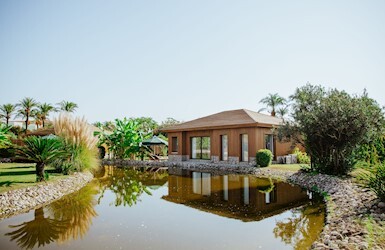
[1,0,385,123]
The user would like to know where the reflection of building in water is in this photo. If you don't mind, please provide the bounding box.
[163,170,311,222]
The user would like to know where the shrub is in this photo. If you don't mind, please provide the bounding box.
[53,113,99,172]
[256,149,273,167]
[292,147,310,164]
[15,136,66,181]
[368,164,385,202]
[279,84,385,175]
[358,163,385,202]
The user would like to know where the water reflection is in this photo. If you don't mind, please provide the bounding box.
[5,207,67,249]
[48,182,99,243]
[2,167,324,250]
[5,182,98,249]
[273,203,324,250]
[4,166,168,249]
[163,169,315,222]
[97,165,167,206]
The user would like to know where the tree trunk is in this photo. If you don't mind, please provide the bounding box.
[6,117,9,125]
[34,207,44,219]
[25,115,29,132]
[36,162,45,182]
[43,119,45,127]
[271,110,276,117]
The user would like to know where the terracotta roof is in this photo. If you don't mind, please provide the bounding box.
[162,109,283,132]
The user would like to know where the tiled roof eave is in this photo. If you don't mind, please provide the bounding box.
[161,122,281,133]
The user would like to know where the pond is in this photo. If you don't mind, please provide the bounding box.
[0,166,325,250]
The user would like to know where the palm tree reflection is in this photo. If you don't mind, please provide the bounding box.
[5,166,167,249]
[48,182,99,243]
[5,207,68,249]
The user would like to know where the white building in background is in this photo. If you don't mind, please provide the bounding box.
[8,120,38,131]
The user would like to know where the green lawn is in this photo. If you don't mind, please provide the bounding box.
[265,164,304,172]
[0,163,66,193]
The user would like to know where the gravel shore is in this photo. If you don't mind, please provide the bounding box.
[0,171,93,220]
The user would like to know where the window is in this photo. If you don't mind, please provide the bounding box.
[191,137,211,159]
[241,134,248,162]
[265,188,277,204]
[192,172,211,196]
[243,177,249,205]
[223,175,228,201]
[221,135,228,161]
[265,134,274,154]
[171,137,178,153]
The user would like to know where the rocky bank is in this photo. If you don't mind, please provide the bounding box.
[0,171,93,220]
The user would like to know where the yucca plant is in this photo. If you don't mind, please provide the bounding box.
[16,136,66,182]
[53,113,99,172]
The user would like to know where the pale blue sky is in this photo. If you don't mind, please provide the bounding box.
[1,0,384,123]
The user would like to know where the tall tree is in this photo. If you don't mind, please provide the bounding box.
[259,93,286,117]
[17,97,38,132]
[0,103,16,125]
[32,110,43,129]
[16,136,66,181]
[57,101,78,113]
[279,84,385,175]
[38,103,56,127]
[276,105,290,120]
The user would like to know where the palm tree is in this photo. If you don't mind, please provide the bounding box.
[0,104,16,125]
[15,136,66,182]
[32,110,43,129]
[277,105,290,119]
[57,101,78,113]
[259,93,286,117]
[16,97,38,132]
[38,103,56,127]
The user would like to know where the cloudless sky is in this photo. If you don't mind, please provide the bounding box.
[1,0,384,123]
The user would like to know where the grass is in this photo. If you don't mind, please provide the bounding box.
[264,164,304,172]
[0,163,67,193]
[362,216,385,249]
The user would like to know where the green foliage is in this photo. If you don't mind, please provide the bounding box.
[158,117,180,133]
[358,163,385,201]
[97,168,152,207]
[353,135,385,165]
[16,97,38,132]
[279,84,385,175]
[15,136,66,181]
[37,103,56,127]
[256,149,273,167]
[0,124,15,149]
[0,104,16,125]
[95,118,144,159]
[259,93,286,117]
[57,100,78,113]
[128,117,158,136]
[256,178,275,193]
[292,147,310,164]
[54,114,99,173]
[362,216,385,248]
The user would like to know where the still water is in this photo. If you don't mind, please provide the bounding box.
[0,166,324,250]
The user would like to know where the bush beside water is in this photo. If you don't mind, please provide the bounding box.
[256,149,273,167]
